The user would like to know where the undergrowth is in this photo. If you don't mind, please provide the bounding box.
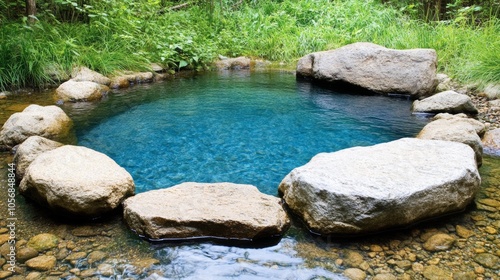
[0,0,498,91]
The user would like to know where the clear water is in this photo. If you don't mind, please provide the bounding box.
[73,71,428,195]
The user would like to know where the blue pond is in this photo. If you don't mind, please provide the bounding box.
[74,71,428,195]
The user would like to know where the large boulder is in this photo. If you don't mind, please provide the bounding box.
[13,136,63,180]
[279,138,480,235]
[296,42,438,98]
[123,182,290,241]
[417,114,484,166]
[19,145,135,217]
[71,66,111,86]
[412,90,478,115]
[482,128,500,156]
[56,80,109,102]
[215,56,252,70]
[0,105,73,150]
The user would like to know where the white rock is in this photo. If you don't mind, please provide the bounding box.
[56,80,109,102]
[484,83,500,100]
[417,115,483,166]
[296,42,437,98]
[13,136,63,179]
[412,90,478,114]
[0,105,73,150]
[71,66,111,85]
[20,145,135,217]
[279,138,480,235]
[123,182,290,241]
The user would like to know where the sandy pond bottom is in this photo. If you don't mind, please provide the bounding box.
[0,71,499,279]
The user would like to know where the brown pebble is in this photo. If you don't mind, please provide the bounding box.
[423,233,455,252]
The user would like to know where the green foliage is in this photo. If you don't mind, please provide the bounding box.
[0,0,498,90]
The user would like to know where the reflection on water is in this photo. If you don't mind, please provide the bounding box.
[140,238,345,280]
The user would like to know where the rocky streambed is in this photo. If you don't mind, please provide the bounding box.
[0,154,499,279]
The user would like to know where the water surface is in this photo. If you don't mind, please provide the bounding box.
[73,71,428,195]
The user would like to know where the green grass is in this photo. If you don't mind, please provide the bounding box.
[0,0,498,91]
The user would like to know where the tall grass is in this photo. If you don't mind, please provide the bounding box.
[0,0,498,91]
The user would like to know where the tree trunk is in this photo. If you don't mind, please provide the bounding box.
[26,0,36,23]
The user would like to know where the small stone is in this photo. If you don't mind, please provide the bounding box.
[25,255,57,271]
[27,233,59,251]
[423,233,455,251]
[56,248,69,260]
[0,229,7,234]
[474,266,485,274]
[370,245,384,252]
[474,253,499,269]
[26,271,42,280]
[344,250,364,268]
[412,262,424,272]
[69,268,80,274]
[422,265,452,279]
[428,258,441,265]
[0,271,13,279]
[455,225,474,239]
[0,235,10,246]
[344,268,367,280]
[484,226,497,234]
[87,250,107,264]
[453,271,476,280]
[373,274,397,280]
[97,263,114,277]
[71,226,100,237]
[17,247,39,263]
[359,261,370,271]
[65,251,87,261]
[335,259,343,266]
[478,198,500,207]
[396,260,412,269]
[79,268,96,277]
[132,258,160,273]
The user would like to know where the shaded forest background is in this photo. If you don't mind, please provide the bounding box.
[0,0,499,91]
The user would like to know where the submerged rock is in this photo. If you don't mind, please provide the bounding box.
[20,145,135,217]
[296,42,438,98]
[13,136,63,180]
[417,114,484,166]
[25,255,57,271]
[279,138,480,235]
[0,105,73,150]
[123,182,290,241]
[482,128,500,156]
[56,80,109,102]
[412,90,478,114]
[27,233,59,251]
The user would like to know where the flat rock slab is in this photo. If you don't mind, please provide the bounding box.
[296,42,437,98]
[279,138,480,235]
[123,182,290,241]
[0,104,73,150]
[20,145,135,217]
[412,90,478,114]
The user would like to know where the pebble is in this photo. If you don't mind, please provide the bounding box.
[97,263,115,277]
[474,253,499,269]
[344,268,367,280]
[373,273,397,280]
[343,250,365,268]
[87,250,107,264]
[27,233,59,252]
[422,265,452,279]
[456,225,474,239]
[17,246,39,263]
[25,255,57,271]
[65,251,88,261]
[423,233,456,252]
[26,271,42,280]
[0,271,12,279]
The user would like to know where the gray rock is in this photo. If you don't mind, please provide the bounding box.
[279,138,480,235]
[215,56,251,70]
[20,145,135,217]
[13,136,63,180]
[474,253,499,269]
[56,80,109,102]
[123,182,290,240]
[0,105,73,150]
[432,113,486,136]
[435,73,453,92]
[484,83,500,100]
[71,66,111,85]
[296,42,438,98]
[482,128,500,156]
[417,115,483,166]
[412,90,478,114]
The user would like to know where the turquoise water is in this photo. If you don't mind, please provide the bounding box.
[73,71,428,195]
